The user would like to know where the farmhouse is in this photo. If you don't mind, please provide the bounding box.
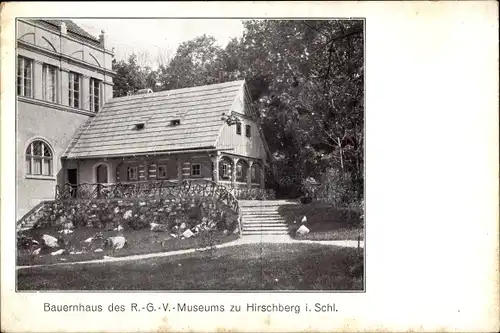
[62,79,270,191]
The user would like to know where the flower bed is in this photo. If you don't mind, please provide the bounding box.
[17,191,242,266]
[33,194,239,232]
[17,226,239,266]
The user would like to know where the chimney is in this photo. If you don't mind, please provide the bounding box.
[60,22,67,35]
[99,29,106,48]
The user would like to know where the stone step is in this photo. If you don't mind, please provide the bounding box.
[242,215,284,219]
[243,225,289,231]
[243,219,286,224]
[242,230,289,235]
[243,222,288,227]
[242,215,282,219]
[243,221,287,226]
[240,204,283,208]
[241,210,281,215]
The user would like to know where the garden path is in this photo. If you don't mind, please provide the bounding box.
[17,235,364,270]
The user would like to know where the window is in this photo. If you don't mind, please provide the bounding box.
[42,64,57,102]
[127,166,138,181]
[236,123,242,135]
[251,164,261,183]
[222,163,230,178]
[68,72,80,108]
[236,164,243,179]
[245,125,251,138]
[89,78,101,112]
[157,165,167,179]
[171,119,181,126]
[25,140,52,176]
[17,56,33,97]
[191,163,201,176]
[134,123,145,130]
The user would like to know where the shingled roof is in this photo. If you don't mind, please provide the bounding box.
[63,80,247,159]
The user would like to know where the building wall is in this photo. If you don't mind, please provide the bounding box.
[16,19,114,220]
[71,153,215,186]
[16,19,114,107]
[216,118,267,159]
[216,86,267,160]
[16,101,90,219]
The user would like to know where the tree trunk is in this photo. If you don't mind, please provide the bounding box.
[337,138,344,172]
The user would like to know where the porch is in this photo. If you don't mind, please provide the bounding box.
[62,151,266,194]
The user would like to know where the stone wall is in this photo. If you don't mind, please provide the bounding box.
[34,195,239,233]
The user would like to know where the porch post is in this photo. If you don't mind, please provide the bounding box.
[116,159,124,183]
[231,157,239,189]
[108,160,117,183]
[260,159,265,189]
[247,160,253,189]
[211,152,220,183]
[176,157,182,183]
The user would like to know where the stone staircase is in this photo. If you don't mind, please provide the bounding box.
[17,201,51,231]
[239,200,295,236]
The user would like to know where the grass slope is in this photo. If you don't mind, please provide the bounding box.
[18,243,364,291]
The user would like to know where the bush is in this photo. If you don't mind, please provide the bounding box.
[306,168,362,207]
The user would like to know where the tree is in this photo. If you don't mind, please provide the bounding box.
[112,54,161,97]
[232,20,364,200]
[158,35,226,90]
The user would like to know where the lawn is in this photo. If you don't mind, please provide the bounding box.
[17,243,364,291]
[279,202,363,241]
[17,226,238,266]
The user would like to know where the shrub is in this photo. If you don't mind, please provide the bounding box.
[221,212,238,232]
[306,168,362,207]
[301,177,320,198]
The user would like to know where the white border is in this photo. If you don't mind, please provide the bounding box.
[2,2,499,333]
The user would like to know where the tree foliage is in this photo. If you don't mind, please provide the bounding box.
[111,20,364,202]
[112,54,159,97]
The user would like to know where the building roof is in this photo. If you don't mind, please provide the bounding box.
[63,80,247,159]
[35,19,101,47]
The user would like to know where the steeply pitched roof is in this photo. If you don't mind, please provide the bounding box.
[35,20,101,47]
[63,80,247,159]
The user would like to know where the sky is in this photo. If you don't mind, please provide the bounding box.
[72,19,245,68]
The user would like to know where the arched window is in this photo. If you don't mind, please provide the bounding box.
[251,163,261,183]
[25,140,53,176]
[219,157,233,181]
[236,160,249,182]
